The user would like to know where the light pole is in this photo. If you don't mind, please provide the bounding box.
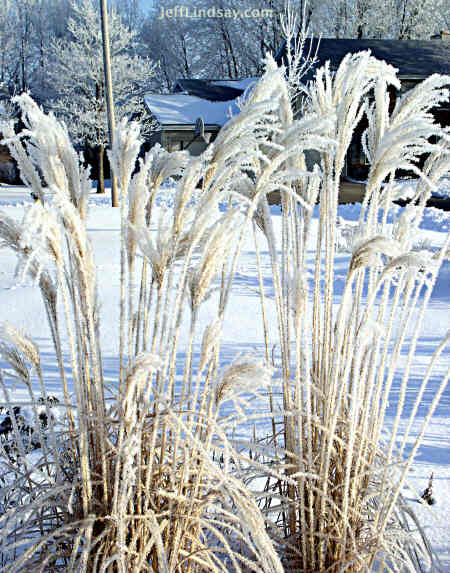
[100,0,119,207]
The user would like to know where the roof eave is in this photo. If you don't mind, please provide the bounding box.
[397,74,433,80]
[156,123,221,131]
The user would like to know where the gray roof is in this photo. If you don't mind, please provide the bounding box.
[275,38,450,78]
[173,79,244,101]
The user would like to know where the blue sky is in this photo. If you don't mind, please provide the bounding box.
[140,0,154,14]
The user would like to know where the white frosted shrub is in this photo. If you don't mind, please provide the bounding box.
[0,50,448,573]
[240,53,449,573]
[0,92,282,572]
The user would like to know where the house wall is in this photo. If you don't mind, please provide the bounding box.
[161,130,215,156]
[147,130,163,150]
[0,144,19,184]
[296,77,449,181]
[346,82,450,180]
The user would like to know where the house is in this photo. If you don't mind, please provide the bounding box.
[275,36,450,180]
[0,98,19,185]
[146,36,449,182]
[144,78,256,155]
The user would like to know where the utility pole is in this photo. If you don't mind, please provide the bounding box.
[100,0,119,207]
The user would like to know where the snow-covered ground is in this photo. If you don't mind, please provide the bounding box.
[0,183,449,569]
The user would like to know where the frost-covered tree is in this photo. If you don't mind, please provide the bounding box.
[29,0,73,99]
[141,0,297,83]
[48,0,157,193]
[0,0,36,93]
[112,0,142,31]
[0,0,74,99]
[311,0,449,38]
[0,1,14,87]
[140,0,199,89]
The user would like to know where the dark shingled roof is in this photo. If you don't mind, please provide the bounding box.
[275,38,450,78]
[173,79,244,101]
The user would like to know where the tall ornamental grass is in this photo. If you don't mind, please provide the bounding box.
[241,53,449,573]
[0,48,448,572]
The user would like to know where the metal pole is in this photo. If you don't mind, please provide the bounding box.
[100,0,119,207]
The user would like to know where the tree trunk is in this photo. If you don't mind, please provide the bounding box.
[97,144,105,194]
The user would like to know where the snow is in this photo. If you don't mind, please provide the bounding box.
[0,183,449,568]
[344,176,450,200]
[431,177,450,199]
[144,93,241,127]
[144,77,258,129]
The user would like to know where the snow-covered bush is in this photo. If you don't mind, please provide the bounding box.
[0,49,448,572]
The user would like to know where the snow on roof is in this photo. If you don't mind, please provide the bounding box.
[144,93,241,128]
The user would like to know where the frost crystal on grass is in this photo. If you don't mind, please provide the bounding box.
[215,358,274,406]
